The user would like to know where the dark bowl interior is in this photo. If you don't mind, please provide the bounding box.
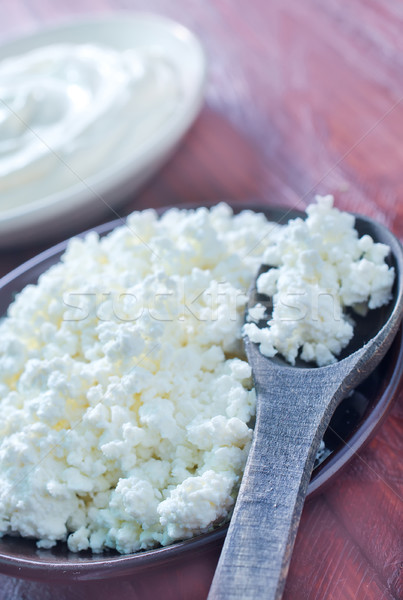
[0,201,401,584]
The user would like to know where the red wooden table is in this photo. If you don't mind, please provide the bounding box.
[0,1,402,599]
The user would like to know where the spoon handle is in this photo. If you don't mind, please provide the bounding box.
[207,365,347,600]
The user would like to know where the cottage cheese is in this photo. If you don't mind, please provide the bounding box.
[244,195,395,366]
[0,199,394,554]
[0,204,273,553]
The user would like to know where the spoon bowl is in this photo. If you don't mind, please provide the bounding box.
[208,213,403,600]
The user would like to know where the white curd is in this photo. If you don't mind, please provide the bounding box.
[244,195,395,366]
[0,199,394,554]
[0,204,271,553]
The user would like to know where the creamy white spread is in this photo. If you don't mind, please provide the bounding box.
[244,195,395,366]
[0,204,272,553]
[0,43,180,213]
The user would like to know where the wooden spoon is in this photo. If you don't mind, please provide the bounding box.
[208,214,403,600]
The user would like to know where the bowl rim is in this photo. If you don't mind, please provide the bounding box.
[0,200,401,581]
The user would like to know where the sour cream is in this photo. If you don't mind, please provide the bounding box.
[0,44,180,212]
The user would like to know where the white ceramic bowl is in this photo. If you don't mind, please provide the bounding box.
[0,14,206,247]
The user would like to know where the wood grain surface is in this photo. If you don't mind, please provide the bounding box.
[0,1,402,599]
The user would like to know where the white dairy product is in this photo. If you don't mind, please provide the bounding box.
[0,43,180,213]
[0,204,273,553]
[246,303,267,323]
[0,199,394,553]
[244,195,395,366]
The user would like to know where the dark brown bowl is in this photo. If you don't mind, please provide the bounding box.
[0,202,401,598]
